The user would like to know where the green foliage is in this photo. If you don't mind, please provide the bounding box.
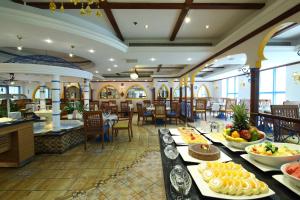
[231,102,249,131]
[63,102,75,114]
[74,101,84,114]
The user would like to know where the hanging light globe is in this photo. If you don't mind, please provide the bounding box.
[130,73,138,80]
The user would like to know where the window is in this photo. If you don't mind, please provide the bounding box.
[221,77,238,98]
[126,85,147,99]
[157,84,169,98]
[35,87,51,99]
[173,86,180,99]
[0,86,7,94]
[259,67,286,104]
[221,79,227,98]
[197,85,209,97]
[0,86,20,95]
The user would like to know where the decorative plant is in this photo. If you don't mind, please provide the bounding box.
[231,102,249,131]
[63,102,75,114]
[74,101,84,114]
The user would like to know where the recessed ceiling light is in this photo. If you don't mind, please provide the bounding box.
[113,64,118,68]
[145,24,149,29]
[226,55,231,59]
[214,59,218,63]
[44,39,53,43]
[95,70,99,73]
[107,68,111,71]
[185,17,191,24]
[205,64,209,67]
[109,58,115,62]
[69,53,74,57]
[145,79,148,81]
[113,79,116,81]
[17,46,22,51]
[89,49,95,53]
[187,57,192,61]
[205,25,210,29]
[150,57,156,61]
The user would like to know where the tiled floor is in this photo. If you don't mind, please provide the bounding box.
[0,116,184,200]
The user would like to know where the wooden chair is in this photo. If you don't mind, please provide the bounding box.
[220,98,237,119]
[112,109,133,142]
[271,105,300,142]
[120,101,129,117]
[109,105,118,115]
[108,100,116,106]
[83,111,106,150]
[167,102,180,125]
[194,98,207,120]
[153,104,167,127]
[89,101,99,111]
[136,103,153,125]
[143,100,151,108]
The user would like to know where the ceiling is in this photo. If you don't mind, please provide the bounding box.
[1,0,298,82]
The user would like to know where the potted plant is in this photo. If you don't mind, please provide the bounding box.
[64,102,75,119]
[74,101,84,119]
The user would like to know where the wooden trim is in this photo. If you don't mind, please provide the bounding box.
[252,112,300,123]
[170,0,193,41]
[250,68,259,125]
[182,4,300,76]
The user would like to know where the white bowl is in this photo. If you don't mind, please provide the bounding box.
[226,133,265,150]
[245,143,300,168]
[281,162,300,188]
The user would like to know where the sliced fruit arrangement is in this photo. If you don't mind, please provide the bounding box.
[249,142,300,156]
[198,162,269,196]
[223,103,264,143]
[285,162,300,179]
[177,127,209,144]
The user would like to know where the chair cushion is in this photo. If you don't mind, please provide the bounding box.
[113,120,129,128]
[167,111,177,117]
[144,111,152,117]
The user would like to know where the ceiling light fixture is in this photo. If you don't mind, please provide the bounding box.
[89,49,95,53]
[185,16,191,24]
[113,64,118,68]
[187,58,192,61]
[109,58,115,62]
[150,57,156,62]
[44,38,53,43]
[214,59,218,63]
[205,25,210,29]
[205,64,209,67]
[16,35,23,51]
[145,24,149,29]
[69,45,75,57]
[95,70,99,73]
[107,68,112,72]
[130,68,139,80]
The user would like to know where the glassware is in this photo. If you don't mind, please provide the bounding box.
[160,128,169,135]
[163,134,174,145]
[170,165,192,198]
[164,145,179,160]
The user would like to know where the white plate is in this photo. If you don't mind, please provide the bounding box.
[195,127,208,134]
[273,175,300,196]
[177,146,232,163]
[187,165,275,199]
[221,141,245,152]
[169,128,181,136]
[240,154,280,172]
[204,133,225,143]
[171,136,212,146]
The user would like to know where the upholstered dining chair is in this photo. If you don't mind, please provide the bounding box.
[136,103,153,125]
[220,98,237,119]
[194,98,207,120]
[154,104,167,127]
[112,109,133,142]
[109,105,118,115]
[167,101,180,125]
[83,111,107,150]
[143,100,151,108]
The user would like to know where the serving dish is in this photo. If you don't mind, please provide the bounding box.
[281,162,300,188]
[240,154,280,172]
[273,175,300,196]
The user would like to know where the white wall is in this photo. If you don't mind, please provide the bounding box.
[286,64,300,101]
[238,75,251,99]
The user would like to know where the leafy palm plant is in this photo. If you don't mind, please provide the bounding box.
[231,102,249,131]
[64,102,75,114]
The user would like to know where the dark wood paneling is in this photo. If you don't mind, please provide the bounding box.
[250,68,259,125]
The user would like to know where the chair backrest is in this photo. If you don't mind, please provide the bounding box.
[100,101,109,111]
[171,101,179,111]
[83,111,103,132]
[143,100,151,107]
[226,98,237,110]
[108,100,116,106]
[90,101,99,111]
[154,104,166,116]
[121,101,129,112]
[271,105,299,119]
[136,103,143,115]
[195,98,207,110]
[126,100,132,104]
[259,99,271,109]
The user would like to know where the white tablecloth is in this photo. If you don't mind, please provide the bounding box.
[146,106,171,111]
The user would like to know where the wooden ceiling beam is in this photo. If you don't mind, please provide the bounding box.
[11,1,265,10]
[170,0,193,41]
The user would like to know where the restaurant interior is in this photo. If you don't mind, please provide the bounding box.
[0,0,300,199]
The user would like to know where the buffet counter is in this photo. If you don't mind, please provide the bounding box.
[158,129,299,200]
[0,119,34,167]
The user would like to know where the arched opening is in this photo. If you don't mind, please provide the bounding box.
[32,86,51,100]
[126,84,147,99]
[157,84,169,99]
[65,85,81,100]
[197,84,210,98]
[99,85,120,99]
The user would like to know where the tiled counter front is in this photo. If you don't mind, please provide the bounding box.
[34,127,84,154]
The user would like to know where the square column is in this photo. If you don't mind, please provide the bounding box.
[39,82,46,111]
[83,79,90,111]
[51,75,61,131]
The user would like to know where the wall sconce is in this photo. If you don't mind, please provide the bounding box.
[293,72,300,84]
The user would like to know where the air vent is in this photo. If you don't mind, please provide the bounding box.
[126,59,138,63]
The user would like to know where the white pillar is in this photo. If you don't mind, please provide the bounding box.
[39,82,46,111]
[83,79,90,111]
[51,75,61,131]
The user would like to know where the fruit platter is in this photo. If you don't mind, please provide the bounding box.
[281,162,300,188]
[245,142,300,167]
[175,127,210,144]
[187,161,274,199]
[223,103,265,149]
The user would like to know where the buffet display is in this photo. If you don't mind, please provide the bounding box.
[172,127,211,145]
